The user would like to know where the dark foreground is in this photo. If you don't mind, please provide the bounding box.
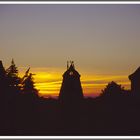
[1,94,140,136]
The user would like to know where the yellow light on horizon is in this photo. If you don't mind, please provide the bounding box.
[19,67,131,98]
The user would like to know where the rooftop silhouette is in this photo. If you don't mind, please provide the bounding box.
[129,67,140,94]
[0,60,5,78]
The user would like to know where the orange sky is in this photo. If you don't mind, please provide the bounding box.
[19,67,131,98]
[1,5,140,98]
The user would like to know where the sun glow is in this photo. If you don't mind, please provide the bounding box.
[19,67,131,98]
[81,74,130,97]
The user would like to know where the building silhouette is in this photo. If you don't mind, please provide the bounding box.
[129,67,140,94]
[0,60,7,101]
[59,61,83,102]
[0,60,6,78]
[0,60,6,91]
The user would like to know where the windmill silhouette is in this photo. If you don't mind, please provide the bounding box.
[59,61,83,102]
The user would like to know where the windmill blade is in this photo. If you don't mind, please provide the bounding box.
[21,67,30,83]
[25,67,30,76]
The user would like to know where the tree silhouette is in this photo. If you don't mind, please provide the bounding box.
[6,59,18,75]
[101,81,124,97]
[6,59,21,96]
[22,69,38,97]
[1,59,140,135]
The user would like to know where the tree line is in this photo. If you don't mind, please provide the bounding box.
[0,59,38,103]
[0,59,134,101]
[0,59,140,135]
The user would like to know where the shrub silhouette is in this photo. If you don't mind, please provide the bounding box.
[101,81,125,98]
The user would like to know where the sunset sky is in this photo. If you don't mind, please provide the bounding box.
[1,4,140,97]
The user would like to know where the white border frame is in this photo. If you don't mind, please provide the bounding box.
[0,1,140,139]
[1,136,140,139]
[0,1,140,4]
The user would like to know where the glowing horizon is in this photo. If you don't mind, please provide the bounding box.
[17,66,131,98]
[1,4,140,97]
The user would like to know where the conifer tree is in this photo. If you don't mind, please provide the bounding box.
[22,69,38,97]
[6,59,21,94]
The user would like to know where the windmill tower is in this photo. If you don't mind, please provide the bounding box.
[59,61,83,102]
